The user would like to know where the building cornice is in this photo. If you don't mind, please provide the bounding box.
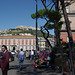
[60,30,75,32]
[62,13,75,17]
[0,35,36,39]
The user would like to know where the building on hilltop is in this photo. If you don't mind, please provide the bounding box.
[29,27,40,30]
[15,25,40,30]
[15,25,29,30]
[19,33,33,36]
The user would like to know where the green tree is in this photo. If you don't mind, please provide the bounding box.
[31,9,63,48]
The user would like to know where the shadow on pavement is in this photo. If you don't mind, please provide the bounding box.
[9,64,59,75]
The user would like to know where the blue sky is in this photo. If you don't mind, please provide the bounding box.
[0,0,54,35]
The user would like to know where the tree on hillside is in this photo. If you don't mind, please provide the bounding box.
[31,9,63,49]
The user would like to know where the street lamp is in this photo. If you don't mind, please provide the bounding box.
[35,0,38,53]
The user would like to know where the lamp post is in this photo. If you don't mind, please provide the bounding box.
[35,0,38,53]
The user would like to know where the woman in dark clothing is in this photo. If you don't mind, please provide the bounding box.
[0,45,9,75]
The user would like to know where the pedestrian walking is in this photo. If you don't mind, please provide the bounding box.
[30,49,34,60]
[18,48,25,70]
[26,50,29,59]
[0,45,9,75]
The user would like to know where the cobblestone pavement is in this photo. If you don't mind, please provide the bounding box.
[0,58,62,75]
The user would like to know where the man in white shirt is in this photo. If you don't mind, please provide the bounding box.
[18,48,25,70]
[30,49,34,60]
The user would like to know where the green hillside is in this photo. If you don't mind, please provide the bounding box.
[0,28,53,38]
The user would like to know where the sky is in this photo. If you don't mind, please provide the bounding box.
[0,0,54,35]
